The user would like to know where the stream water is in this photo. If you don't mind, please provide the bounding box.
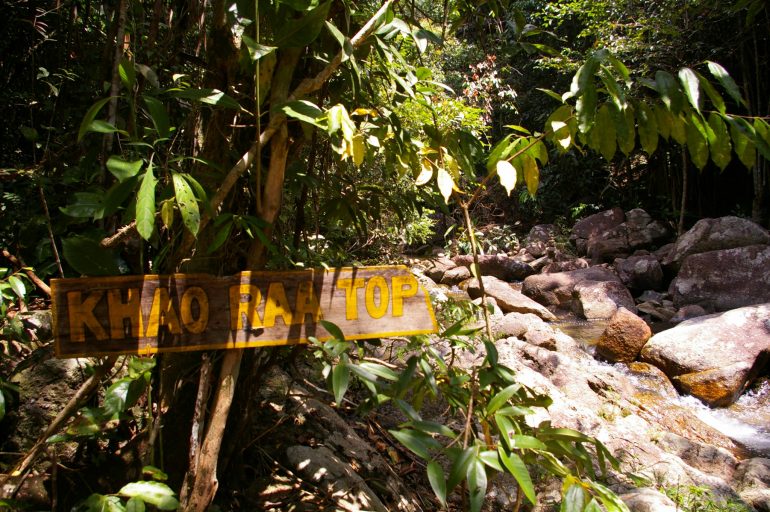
[552,318,770,458]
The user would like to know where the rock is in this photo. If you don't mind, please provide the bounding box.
[17,310,53,341]
[614,255,664,292]
[669,245,770,311]
[522,266,620,308]
[525,223,556,257]
[465,275,557,321]
[286,445,389,512]
[451,254,534,281]
[571,207,626,255]
[636,301,676,322]
[734,458,770,511]
[670,304,708,323]
[640,303,770,406]
[586,225,631,262]
[572,280,636,320]
[596,308,652,363]
[621,487,678,512]
[490,312,533,339]
[625,208,671,250]
[541,257,589,273]
[440,265,471,285]
[584,209,671,263]
[663,216,770,269]
[420,257,456,283]
[637,290,667,303]
[657,432,739,478]
[627,362,678,400]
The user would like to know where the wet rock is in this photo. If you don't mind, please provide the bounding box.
[596,308,652,363]
[656,432,739,479]
[663,216,770,270]
[522,266,620,308]
[451,254,534,281]
[465,275,557,321]
[621,487,678,512]
[733,458,770,511]
[571,207,626,255]
[640,303,770,406]
[627,362,678,399]
[614,255,664,292]
[572,280,636,320]
[669,245,770,311]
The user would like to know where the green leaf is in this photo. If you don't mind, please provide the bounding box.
[389,428,438,460]
[679,67,701,111]
[498,447,536,505]
[358,362,399,381]
[136,166,157,240]
[561,483,586,512]
[707,113,732,171]
[142,96,171,139]
[242,35,277,62]
[729,118,756,168]
[7,275,26,300]
[576,80,597,133]
[274,1,332,48]
[172,172,200,236]
[81,494,126,512]
[686,115,709,170]
[170,88,241,109]
[479,450,503,472]
[509,435,547,450]
[78,97,113,142]
[86,120,128,136]
[332,358,349,404]
[496,160,517,196]
[126,497,146,512]
[655,71,683,113]
[611,104,635,156]
[592,103,617,161]
[671,113,687,145]
[62,236,121,276]
[696,72,726,114]
[119,58,136,91]
[566,48,607,101]
[467,457,487,512]
[280,100,326,128]
[585,498,603,512]
[320,319,345,341]
[103,378,132,417]
[447,447,475,491]
[119,481,179,510]
[537,88,566,103]
[60,192,104,218]
[107,156,144,182]
[636,101,658,155]
[486,383,521,415]
[753,118,770,161]
[436,168,454,204]
[141,465,169,481]
[427,461,447,507]
[654,104,672,141]
[707,61,746,107]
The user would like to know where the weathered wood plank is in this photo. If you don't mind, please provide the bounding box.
[52,266,437,357]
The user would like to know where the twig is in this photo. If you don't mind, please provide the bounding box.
[11,356,117,485]
[0,249,51,297]
[179,353,214,506]
[38,186,64,278]
[100,221,139,249]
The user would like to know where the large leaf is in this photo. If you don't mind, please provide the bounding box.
[280,100,325,128]
[522,155,539,196]
[62,236,121,276]
[496,160,517,196]
[142,96,171,139]
[8,275,26,300]
[172,172,200,236]
[136,166,157,241]
[696,72,726,114]
[467,457,487,512]
[729,118,756,168]
[707,113,732,171]
[655,70,683,113]
[107,156,144,182]
[654,104,672,141]
[498,447,536,505]
[119,481,179,510]
[561,483,586,512]
[593,104,617,161]
[59,192,103,218]
[274,1,332,48]
[686,115,709,170]
[707,61,746,107]
[77,97,113,142]
[389,428,439,460]
[436,167,454,204]
[636,101,658,155]
[487,383,521,415]
[241,35,277,62]
[170,88,241,110]
[427,461,447,507]
[678,67,701,111]
[332,358,349,404]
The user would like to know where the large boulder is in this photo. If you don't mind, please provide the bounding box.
[640,303,770,406]
[465,275,557,321]
[570,207,626,255]
[451,254,534,281]
[420,256,456,283]
[621,488,678,512]
[614,254,664,292]
[625,208,671,250]
[734,458,770,511]
[595,308,652,363]
[663,216,770,269]
[572,280,636,320]
[525,224,556,257]
[522,266,620,308]
[669,245,770,311]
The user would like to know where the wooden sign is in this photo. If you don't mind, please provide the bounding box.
[51,266,438,358]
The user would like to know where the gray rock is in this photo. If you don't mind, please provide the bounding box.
[734,458,770,511]
[670,304,708,323]
[440,265,471,285]
[663,216,770,269]
[571,207,626,254]
[621,487,678,512]
[420,257,456,283]
[572,280,636,320]
[640,303,770,406]
[614,255,664,292]
[452,254,534,281]
[522,266,620,308]
[525,224,556,257]
[669,245,770,311]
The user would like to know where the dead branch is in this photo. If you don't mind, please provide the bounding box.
[1,249,51,297]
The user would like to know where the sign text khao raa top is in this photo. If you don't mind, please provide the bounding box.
[51,266,438,357]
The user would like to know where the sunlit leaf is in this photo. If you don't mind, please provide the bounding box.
[7,275,24,299]
[172,172,200,236]
[654,104,672,141]
[594,104,617,161]
[707,61,746,108]
[241,35,277,62]
[679,67,701,111]
[499,447,536,505]
[136,165,157,241]
[352,133,365,167]
[655,70,683,113]
[107,156,144,183]
[696,72,726,114]
[686,116,709,170]
[561,483,586,512]
[119,481,179,510]
[636,101,658,155]
[427,461,447,507]
[280,100,325,128]
[436,167,454,203]
[332,358,349,405]
[415,159,433,185]
[707,113,731,170]
[496,160,516,196]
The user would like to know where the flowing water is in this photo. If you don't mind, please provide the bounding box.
[552,317,770,457]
